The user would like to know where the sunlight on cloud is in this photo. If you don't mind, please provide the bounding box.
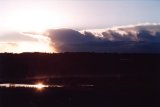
[80,23,160,41]
[0,32,56,53]
[0,41,54,53]
[21,32,57,53]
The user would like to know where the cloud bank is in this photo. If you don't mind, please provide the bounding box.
[0,31,53,53]
[45,23,160,53]
[1,23,160,53]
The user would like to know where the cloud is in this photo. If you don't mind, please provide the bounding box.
[80,23,160,41]
[0,32,37,42]
[45,29,99,52]
[45,23,160,53]
[1,23,160,53]
[0,32,53,53]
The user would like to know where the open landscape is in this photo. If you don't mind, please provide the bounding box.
[0,0,160,107]
[0,53,159,107]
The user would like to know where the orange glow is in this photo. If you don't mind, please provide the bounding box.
[35,83,46,90]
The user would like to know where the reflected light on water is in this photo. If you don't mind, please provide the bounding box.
[0,83,64,90]
[34,83,46,90]
[35,83,45,89]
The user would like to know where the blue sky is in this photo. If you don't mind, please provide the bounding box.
[77,1,159,29]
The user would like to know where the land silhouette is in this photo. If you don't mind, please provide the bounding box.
[0,52,159,107]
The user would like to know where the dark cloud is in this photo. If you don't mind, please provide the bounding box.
[46,29,99,52]
[137,30,160,42]
[45,24,160,53]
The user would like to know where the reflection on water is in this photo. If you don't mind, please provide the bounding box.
[79,84,94,87]
[0,83,64,89]
[0,83,94,89]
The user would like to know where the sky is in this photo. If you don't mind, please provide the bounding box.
[0,0,160,53]
[0,0,160,30]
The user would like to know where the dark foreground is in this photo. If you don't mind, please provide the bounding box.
[0,53,159,107]
[0,85,158,107]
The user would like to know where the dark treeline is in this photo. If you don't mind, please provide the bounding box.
[0,52,159,83]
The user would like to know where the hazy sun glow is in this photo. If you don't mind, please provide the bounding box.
[5,8,70,32]
[18,41,54,53]
[0,3,72,53]
[0,41,55,53]
[0,32,57,53]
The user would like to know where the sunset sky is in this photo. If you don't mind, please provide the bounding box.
[0,0,160,53]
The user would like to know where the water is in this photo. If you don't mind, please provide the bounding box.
[0,81,156,107]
